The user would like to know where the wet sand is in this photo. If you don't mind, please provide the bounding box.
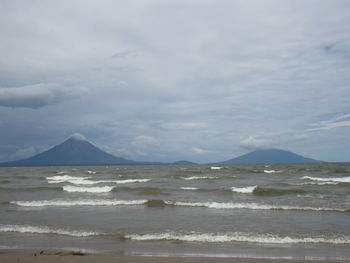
[0,250,344,263]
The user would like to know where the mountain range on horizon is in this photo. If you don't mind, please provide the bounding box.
[0,135,322,166]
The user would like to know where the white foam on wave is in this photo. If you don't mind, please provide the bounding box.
[0,224,102,237]
[46,175,91,184]
[210,166,223,170]
[47,175,151,185]
[125,232,350,244]
[180,187,199,191]
[183,176,218,180]
[113,179,151,184]
[264,170,281,174]
[300,181,339,185]
[163,201,346,212]
[231,186,257,193]
[87,170,96,174]
[302,176,350,183]
[11,199,147,207]
[63,185,114,193]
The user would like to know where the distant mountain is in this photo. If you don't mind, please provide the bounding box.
[221,149,322,164]
[0,136,137,166]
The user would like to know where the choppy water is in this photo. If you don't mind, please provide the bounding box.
[0,163,349,260]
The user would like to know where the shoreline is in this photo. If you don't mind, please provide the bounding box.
[0,250,346,263]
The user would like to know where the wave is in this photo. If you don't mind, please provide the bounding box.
[87,170,96,174]
[10,198,348,212]
[47,175,151,185]
[252,187,306,196]
[210,166,224,170]
[300,182,339,186]
[0,186,62,192]
[112,186,168,195]
[181,187,199,191]
[46,175,91,184]
[163,201,347,212]
[56,171,69,174]
[231,186,257,193]
[11,199,147,207]
[0,180,13,184]
[112,179,151,184]
[264,170,281,174]
[183,176,218,180]
[302,176,350,183]
[125,232,350,244]
[63,185,114,193]
[0,224,102,237]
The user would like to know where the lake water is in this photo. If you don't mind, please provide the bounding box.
[0,163,349,260]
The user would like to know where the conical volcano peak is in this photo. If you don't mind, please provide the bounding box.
[0,133,137,166]
[68,133,88,141]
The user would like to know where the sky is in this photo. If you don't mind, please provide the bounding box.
[0,0,350,163]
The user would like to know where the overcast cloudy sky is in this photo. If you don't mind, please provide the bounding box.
[1,0,349,163]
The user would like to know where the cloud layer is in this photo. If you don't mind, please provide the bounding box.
[0,84,81,108]
[0,0,349,162]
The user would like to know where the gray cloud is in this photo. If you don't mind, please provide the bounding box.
[0,84,83,109]
[0,0,349,163]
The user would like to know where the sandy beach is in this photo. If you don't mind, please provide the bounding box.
[0,250,345,263]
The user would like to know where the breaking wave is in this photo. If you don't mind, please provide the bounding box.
[181,187,199,191]
[210,166,224,170]
[183,176,218,180]
[0,224,102,237]
[229,186,306,195]
[163,201,347,212]
[264,170,281,174]
[46,175,91,184]
[125,232,350,244]
[63,185,114,193]
[11,199,147,207]
[231,186,257,193]
[253,187,306,196]
[47,175,151,185]
[10,198,349,212]
[302,176,350,183]
[300,182,339,185]
[0,186,62,192]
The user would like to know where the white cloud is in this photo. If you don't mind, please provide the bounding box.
[69,133,87,141]
[309,114,350,131]
[191,147,208,154]
[240,136,271,150]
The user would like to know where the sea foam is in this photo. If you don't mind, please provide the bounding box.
[47,176,151,185]
[125,232,350,244]
[11,199,147,207]
[0,224,102,237]
[264,170,281,174]
[46,175,92,184]
[183,176,218,180]
[63,185,114,193]
[302,176,350,183]
[163,201,347,212]
[231,186,257,193]
[180,187,199,191]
